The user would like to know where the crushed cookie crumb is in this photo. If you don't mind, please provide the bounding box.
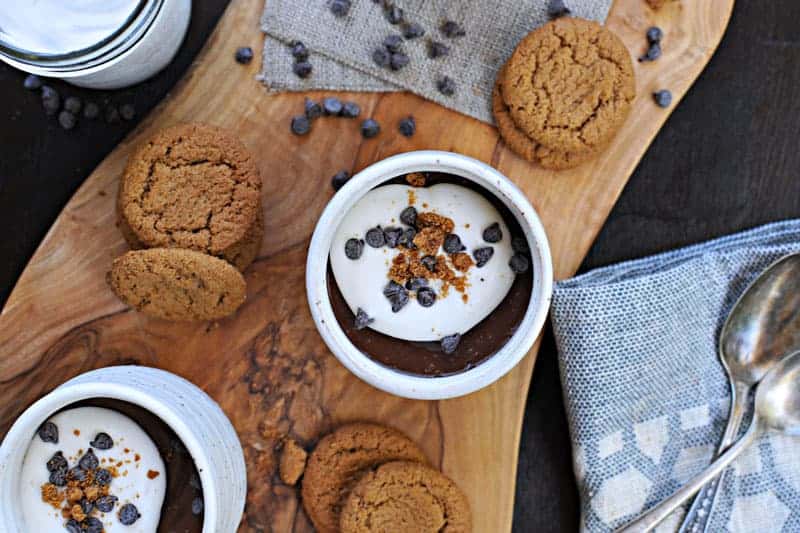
[41,483,63,508]
[407,189,416,205]
[405,172,426,187]
[70,503,86,522]
[147,470,160,479]
[451,252,474,272]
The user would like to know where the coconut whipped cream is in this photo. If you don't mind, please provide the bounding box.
[330,183,516,342]
[20,406,166,532]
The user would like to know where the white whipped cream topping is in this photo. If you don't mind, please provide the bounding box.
[20,406,166,532]
[330,183,515,341]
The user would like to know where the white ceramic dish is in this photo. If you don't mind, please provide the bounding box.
[0,366,246,532]
[306,150,553,400]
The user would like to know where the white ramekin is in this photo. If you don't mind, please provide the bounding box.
[0,366,246,532]
[306,150,553,400]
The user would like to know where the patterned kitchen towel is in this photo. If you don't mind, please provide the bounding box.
[551,219,800,532]
[259,0,613,123]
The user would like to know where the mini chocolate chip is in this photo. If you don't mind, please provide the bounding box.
[398,116,416,137]
[49,467,67,486]
[428,41,450,59]
[653,90,672,108]
[293,61,313,78]
[405,277,428,291]
[482,222,502,243]
[361,118,381,138]
[68,466,86,483]
[443,234,464,253]
[64,96,82,114]
[47,451,68,472]
[95,495,118,513]
[305,98,323,119]
[23,74,42,91]
[473,247,494,267]
[344,238,364,259]
[639,42,661,62]
[440,20,466,38]
[401,227,416,249]
[372,47,391,68]
[437,76,456,96]
[402,22,425,39]
[79,498,94,515]
[84,517,103,533]
[291,115,311,135]
[38,421,58,443]
[441,333,461,354]
[192,496,204,515]
[509,253,530,274]
[332,170,351,191]
[79,449,98,470]
[95,468,112,486]
[417,287,436,307]
[383,281,409,312]
[90,432,113,450]
[290,41,309,61]
[82,102,100,120]
[323,97,343,115]
[385,5,404,24]
[384,227,404,248]
[119,503,141,525]
[65,519,81,533]
[58,111,76,130]
[365,227,386,247]
[383,34,404,53]
[646,26,663,44]
[400,206,417,226]
[41,86,61,116]
[421,255,437,272]
[120,103,136,121]
[354,308,375,330]
[105,106,121,124]
[511,236,529,254]
[235,46,254,64]
[389,52,410,71]
[547,0,571,18]
[340,101,361,118]
[330,0,351,17]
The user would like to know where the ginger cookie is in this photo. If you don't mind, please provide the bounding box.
[493,66,596,170]
[502,18,635,154]
[301,423,427,533]
[118,123,261,256]
[340,461,471,533]
[107,248,247,321]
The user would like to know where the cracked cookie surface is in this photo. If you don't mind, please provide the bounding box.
[107,248,247,321]
[502,18,635,154]
[340,461,471,533]
[118,123,261,255]
[301,423,427,533]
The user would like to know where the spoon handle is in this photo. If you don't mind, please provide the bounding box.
[616,422,759,533]
[677,381,750,533]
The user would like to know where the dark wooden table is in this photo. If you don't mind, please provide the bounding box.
[1,2,798,531]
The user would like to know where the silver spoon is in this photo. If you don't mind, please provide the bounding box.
[620,349,800,532]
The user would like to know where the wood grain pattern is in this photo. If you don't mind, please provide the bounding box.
[0,0,732,531]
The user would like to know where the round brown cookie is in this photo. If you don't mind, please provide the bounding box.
[301,423,428,533]
[340,461,471,533]
[493,67,596,170]
[118,123,261,255]
[107,248,247,321]
[502,17,635,154]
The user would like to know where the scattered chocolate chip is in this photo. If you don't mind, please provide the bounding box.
[361,118,381,138]
[47,451,68,472]
[192,497,204,515]
[547,0,571,19]
[79,498,94,515]
[290,41,309,61]
[332,170,351,191]
[120,103,136,121]
[95,495,118,513]
[421,255,437,272]
[473,247,494,267]
[330,0,351,17]
[365,226,386,247]
[323,97,343,115]
[82,102,100,120]
[341,101,361,118]
[79,449,99,470]
[68,466,87,483]
[105,106,121,124]
[305,98,323,119]
[509,253,530,274]
[436,76,456,96]
[402,22,425,39]
[84,517,104,533]
[405,277,428,291]
[344,238,364,259]
[293,61,313,78]
[58,110,76,130]
[119,503,141,526]
[417,287,436,307]
[384,227,404,248]
[235,46,254,64]
[354,308,375,330]
[385,5,404,24]
[440,20,466,38]
[38,421,58,443]
[399,228,416,249]
[90,432,114,450]
[95,468,112,486]
[511,236,529,254]
[653,89,672,108]
[389,52,410,70]
[398,116,416,137]
[372,47,391,67]
[384,34,404,53]
[646,26,663,44]
[400,206,417,226]
[441,333,461,354]
[482,222,502,243]
[443,234,465,253]
[639,42,661,62]
[291,115,311,135]
[428,41,450,59]
[63,96,82,114]
[41,86,61,116]
[383,281,409,312]
[23,74,42,91]
[65,519,82,533]
[49,467,67,486]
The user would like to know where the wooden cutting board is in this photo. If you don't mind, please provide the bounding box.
[0,0,732,530]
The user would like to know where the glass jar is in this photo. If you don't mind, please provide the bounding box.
[0,0,191,89]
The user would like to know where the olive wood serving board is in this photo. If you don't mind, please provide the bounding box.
[0,0,733,530]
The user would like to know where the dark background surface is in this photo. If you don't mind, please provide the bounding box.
[1,2,799,531]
